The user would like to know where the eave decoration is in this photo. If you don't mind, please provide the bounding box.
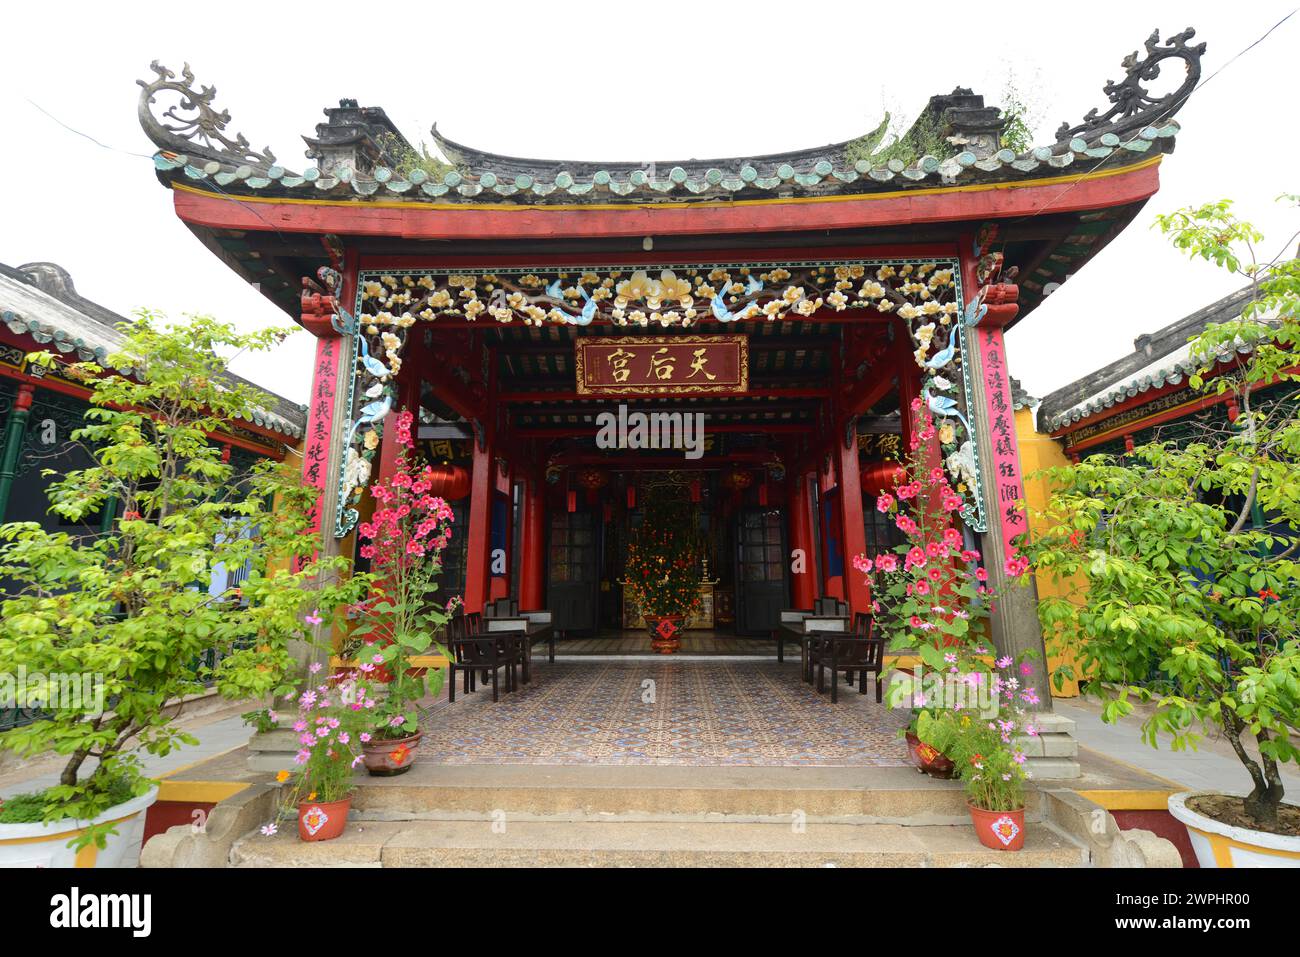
[328,258,988,537]
[1055,28,1205,143]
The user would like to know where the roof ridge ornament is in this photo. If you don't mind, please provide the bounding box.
[137,61,287,171]
[1056,27,1205,143]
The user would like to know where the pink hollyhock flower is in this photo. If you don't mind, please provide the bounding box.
[943,527,962,546]
[876,492,895,513]
[927,566,943,582]
[905,546,926,569]
[914,581,930,596]
[876,554,898,573]
[975,567,988,581]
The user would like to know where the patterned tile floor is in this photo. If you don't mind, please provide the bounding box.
[421,660,910,767]
[553,633,780,656]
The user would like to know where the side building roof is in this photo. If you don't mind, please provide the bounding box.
[0,262,306,440]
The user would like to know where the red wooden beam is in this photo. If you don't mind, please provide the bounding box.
[171,160,1160,241]
[498,387,829,403]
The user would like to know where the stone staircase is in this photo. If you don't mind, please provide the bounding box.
[227,765,1090,868]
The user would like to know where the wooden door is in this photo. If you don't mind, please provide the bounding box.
[546,510,598,634]
[735,507,788,635]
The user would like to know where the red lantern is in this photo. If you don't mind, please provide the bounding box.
[627,485,636,509]
[567,490,577,513]
[424,463,471,500]
[860,460,904,498]
[757,481,769,506]
[689,479,701,503]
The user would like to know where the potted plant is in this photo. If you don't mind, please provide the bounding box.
[267,667,381,842]
[1022,197,1300,866]
[623,487,702,654]
[0,312,361,866]
[853,399,1017,778]
[350,410,456,774]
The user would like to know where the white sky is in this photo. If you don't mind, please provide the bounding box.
[1,1,1296,407]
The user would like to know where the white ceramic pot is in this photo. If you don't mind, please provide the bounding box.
[0,786,159,868]
[1168,790,1300,868]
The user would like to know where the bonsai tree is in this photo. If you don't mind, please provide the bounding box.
[0,311,364,847]
[1022,197,1300,831]
[623,487,702,622]
[350,409,457,738]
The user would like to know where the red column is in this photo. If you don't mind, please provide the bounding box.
[786,472,816,610]
[835,426,872,617]
[519,472,546,611]
[297,257,353,556]
[463,435,493,614]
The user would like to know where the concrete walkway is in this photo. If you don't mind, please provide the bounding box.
[0,704,252,801]
[1055,697,1300,795]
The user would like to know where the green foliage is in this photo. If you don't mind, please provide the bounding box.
[0,311,367,848]
[624,487,702,620]
[1024,197,1300,830]
[374,132,455,182]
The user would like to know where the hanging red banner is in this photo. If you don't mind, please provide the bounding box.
[575,335,748,396]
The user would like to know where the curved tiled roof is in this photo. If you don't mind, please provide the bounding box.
[150,122,1181,205]
[136,39,1197,207]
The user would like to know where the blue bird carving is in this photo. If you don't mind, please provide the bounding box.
[962,294,988,328]
[344,395,393,451]
[923,334,958,371]
[923,385,970,434]
[357,336,393,379]
[545,279,564,300]
[330,305,358,337]
[710,293,738,323]
[745,275,764,296]
[566,286,597,326]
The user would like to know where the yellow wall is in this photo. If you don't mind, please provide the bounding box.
[1015,406,1081,697]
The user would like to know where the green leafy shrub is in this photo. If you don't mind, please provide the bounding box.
[0,311,367,848]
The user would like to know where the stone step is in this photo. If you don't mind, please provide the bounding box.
[348,764,1024,825]
[232,818,1086,868]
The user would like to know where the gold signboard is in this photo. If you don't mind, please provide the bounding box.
[575,335,748,396]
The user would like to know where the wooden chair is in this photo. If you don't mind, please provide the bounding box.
[447,613,522,703]
[809,613,886,703]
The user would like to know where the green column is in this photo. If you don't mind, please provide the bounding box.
[0,384,35,524]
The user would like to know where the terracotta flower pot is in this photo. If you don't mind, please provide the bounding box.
[904,731,956,779]
[361,730,422,776]
[298,796,352,842]
[645,614,684,654]
[968,802,1025,851]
